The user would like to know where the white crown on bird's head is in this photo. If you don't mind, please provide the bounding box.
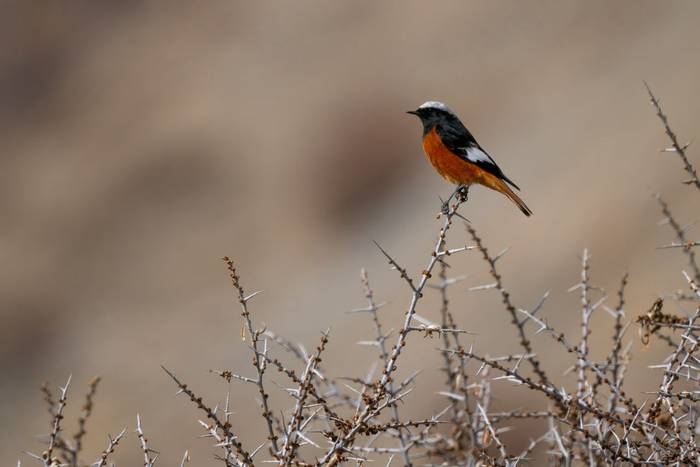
[417,101,455,116]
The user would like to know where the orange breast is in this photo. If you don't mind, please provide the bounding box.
[422,126,484,185]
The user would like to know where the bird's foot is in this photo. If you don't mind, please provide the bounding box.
[440,185,468,215]
[457,185,469,202]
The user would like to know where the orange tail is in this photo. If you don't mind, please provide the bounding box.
[485,176,532,217]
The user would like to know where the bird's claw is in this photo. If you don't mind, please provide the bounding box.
[457,186,469,202]
[439,186,468,215]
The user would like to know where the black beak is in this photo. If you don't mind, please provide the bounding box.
[406,110,418,116]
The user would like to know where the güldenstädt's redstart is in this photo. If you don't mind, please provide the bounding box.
[408,101,532,216]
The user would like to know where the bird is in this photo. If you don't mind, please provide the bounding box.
[408,101,532,216]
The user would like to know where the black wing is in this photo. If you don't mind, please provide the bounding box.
[437,123,521,191]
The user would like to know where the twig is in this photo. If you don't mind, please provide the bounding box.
[161,366,253,466]
[45,375,71,467]
[657,194,700,283]
[223,257,279,457]
[71,377,100,465]
[645,82,700,189]
[466,225,557,402]
[280,330,329,464]
[136,414,157,467]
[92,429,127,467]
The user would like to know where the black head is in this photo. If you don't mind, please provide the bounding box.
[407,101,459,134]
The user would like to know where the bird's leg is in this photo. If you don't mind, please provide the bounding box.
[457,185,469,202]
[441,184,466,214]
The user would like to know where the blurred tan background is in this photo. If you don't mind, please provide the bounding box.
[3,1,700,464]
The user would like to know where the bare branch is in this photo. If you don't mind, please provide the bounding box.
[645,82,700,190]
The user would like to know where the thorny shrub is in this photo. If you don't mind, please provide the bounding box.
[24,86,700,466]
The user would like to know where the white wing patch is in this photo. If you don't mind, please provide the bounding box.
[465,146,492,164]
